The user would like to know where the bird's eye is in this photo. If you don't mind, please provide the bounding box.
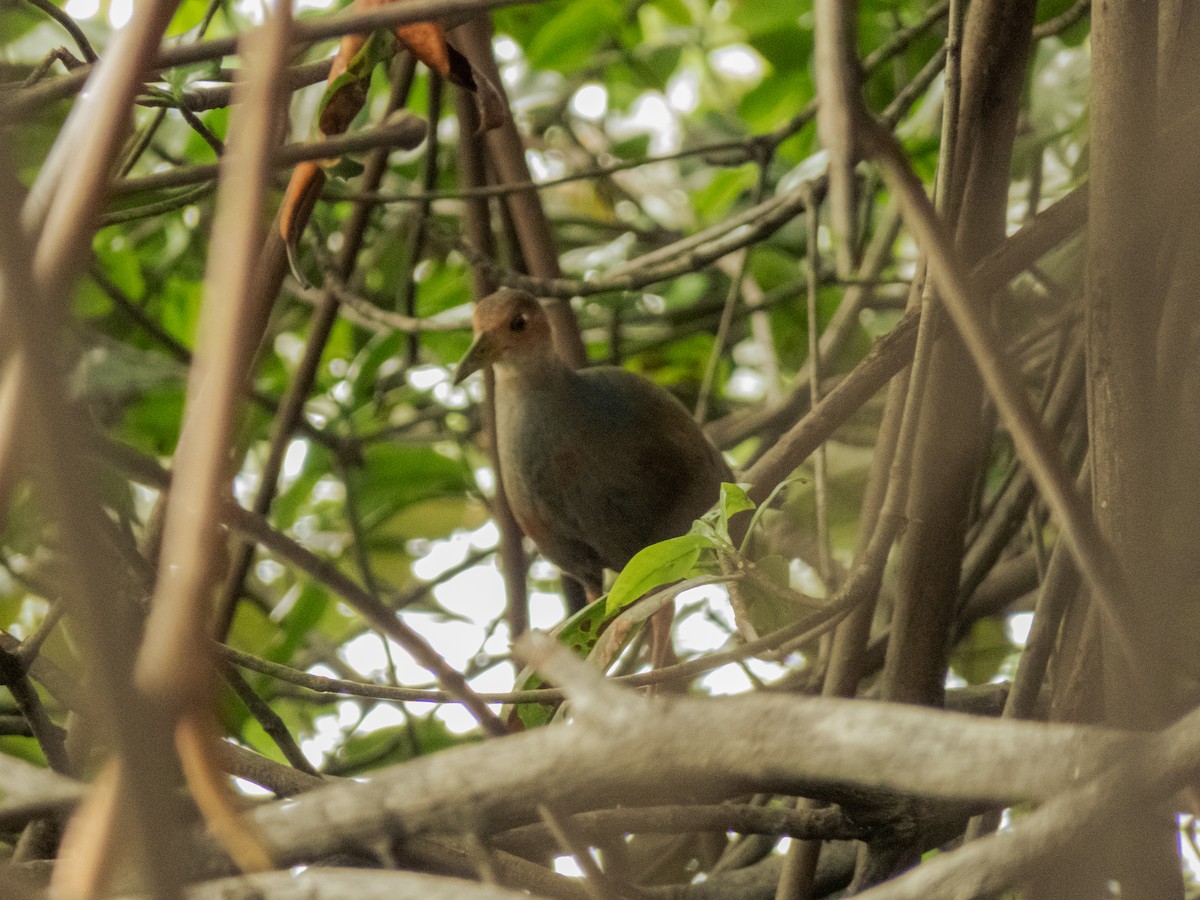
[509,314,527,333]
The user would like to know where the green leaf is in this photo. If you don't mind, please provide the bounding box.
[167,0,218,36]
[605,533,708,615]
[274,582,330,662]
[692,164,759,223]
[755,554,791,589]
[0,3,44,43]
[526,0,621,74]
[738,563,811,636]
[730,0,801,37]
[718,482,755,535]
[326,158,366,180]
[611,134,652,160]
[951,618,1015,686]
[647,0,691,27]
[316,30,395,125]
[353,444,469,530]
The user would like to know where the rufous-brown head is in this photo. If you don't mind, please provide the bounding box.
[452,289,554,384]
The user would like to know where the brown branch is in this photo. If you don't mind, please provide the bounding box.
[495,803,868,856]
[118,867,536,900]
[455,16,587,368]
[212,54,418,642]
[858,116,1144,683]
[208,634,1151,874]
[112,114,428,196]
[742,183,1086,511]
[0,648,70,775]
[22,0,98,62]
[457,81,531,637]
[2,0,540,116]
[814,0,861,276]
[0,2,193,892]
[853,699,1200,899]
[220,664,322,777]
[219,644,564,705]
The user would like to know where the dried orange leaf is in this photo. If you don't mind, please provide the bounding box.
[395,21,450,76]
[279,161,325,284]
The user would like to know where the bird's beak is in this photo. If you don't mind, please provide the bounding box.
[452,333,496,385]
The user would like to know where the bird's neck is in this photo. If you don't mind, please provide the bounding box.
[493,349,574,395]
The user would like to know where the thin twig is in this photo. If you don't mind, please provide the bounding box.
[112,114,427,196]
[22,0,98,62]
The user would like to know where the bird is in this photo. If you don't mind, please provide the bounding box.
[453,288,732,626]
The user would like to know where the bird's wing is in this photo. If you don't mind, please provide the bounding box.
[549,368,732,569]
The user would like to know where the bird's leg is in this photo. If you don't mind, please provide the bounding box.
[563,576,590,614]
[649,604,679,671]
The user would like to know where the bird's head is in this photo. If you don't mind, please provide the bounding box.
[452,289,554,384]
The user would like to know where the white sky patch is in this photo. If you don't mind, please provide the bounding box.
[471,520,500,549]
[405,617,484,670]
[255,558,284,584]
[433,562,506,621]
[1007,611,1034,646]
[470,657,515,695]
[301,712,345,765]
[525,149,555,181]
[530,590,568,630]
[667,70,700,113]
[745,656,789,682]
[709,44,765,82]
[433,380,470,410]
[109,0,131,28]
[437,702,496,734]
[407,364,445,391]
[234,776,273,797]
[571,84,608,121]
[295,0,335,12]
[312,475,344,502]
[728,367,766,401]
[281,438,308,481]
[674,585,732,654]
[65,0,99,18]
[474,465,496,493]
[493,35,520,62]
[341,632,395,680]
[553,856,585,878]
[357,703,406,732]
[412,259,434,282]
[412,537,471,580]
[482,627,513,658]
[274,332,306,366]
[607,91,680,156]
[232,0,266,24]
[268,582,302,621]
[700,662,754,696]
[233,470,259,506]
[1179,816,1200,885]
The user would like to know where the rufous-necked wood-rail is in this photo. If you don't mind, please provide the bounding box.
[454,289,731,661]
